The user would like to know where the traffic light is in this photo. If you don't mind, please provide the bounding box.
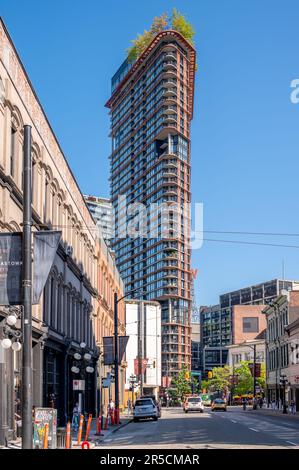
[153,361,156,368]
[207,371,213,379]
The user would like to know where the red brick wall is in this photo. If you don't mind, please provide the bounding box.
[232,305,267,344]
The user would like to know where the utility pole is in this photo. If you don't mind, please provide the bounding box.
[253,344,257,409]
[113,292,119,425]
[22,125,33,449]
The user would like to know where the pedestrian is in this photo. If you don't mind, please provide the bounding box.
[72,402,80,432]
[242,397,247,411]
[271,399,276,410]
[258,397,264,409]
[109,399,115,412]
[127,398,132,415]
[290,399,296,415]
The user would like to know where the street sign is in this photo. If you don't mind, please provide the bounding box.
[73,379,85,390]
[101,377,111,388]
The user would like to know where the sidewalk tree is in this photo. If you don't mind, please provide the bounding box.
[206,366,230,393]
[234,361,253,395]
[171,367,191,400]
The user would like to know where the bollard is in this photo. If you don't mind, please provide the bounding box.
[77,414,84,445]
[110,409,115,425]
[84,414,92,441]
[65,422,71,449]
[104,414,109,430]
[43,423,49,449]
[81,441,90,449]
[96,414,103,436]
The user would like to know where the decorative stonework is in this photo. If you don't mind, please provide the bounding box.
[0,20,94,232]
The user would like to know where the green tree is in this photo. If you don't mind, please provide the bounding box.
[127,10,195,62]
[171,8,195,45]
[234,362,253,395]
[171,367,191,401]
[206,366,231,393]
[149,13,168,36]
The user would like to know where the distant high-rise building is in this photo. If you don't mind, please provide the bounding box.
[106,29,196,377]
[85,195,114,244]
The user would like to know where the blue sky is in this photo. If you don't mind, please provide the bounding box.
[1,0,299,306]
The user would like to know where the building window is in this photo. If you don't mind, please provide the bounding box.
[10,126,17,177]
[243,317,259,333]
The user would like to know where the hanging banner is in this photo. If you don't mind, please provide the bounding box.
[0,233,22,305]
[32,231,61,303]
[103,336,129,365]
[0,231,61,306]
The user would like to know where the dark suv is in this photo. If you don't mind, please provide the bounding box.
[140,395,162,418]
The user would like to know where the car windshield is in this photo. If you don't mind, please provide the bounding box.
[214,399,224,403]
[135,399,153,406]
[188,398,201,403]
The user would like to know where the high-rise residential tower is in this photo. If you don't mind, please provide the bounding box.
[106,29,196,379]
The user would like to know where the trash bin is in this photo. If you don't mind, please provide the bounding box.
[56,427,70,449]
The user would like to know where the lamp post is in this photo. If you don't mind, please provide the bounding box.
[239,341,258,409]
[22,125,33,449]
[71,342,95,416]
[280,374,288,414]
[113,287,145,425]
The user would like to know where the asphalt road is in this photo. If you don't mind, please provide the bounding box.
[99,407,299,449]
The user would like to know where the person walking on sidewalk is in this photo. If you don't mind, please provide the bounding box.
[290,399,296,415]
[72,402,80,432]
[127,398,132,415]
[242,397,248,411]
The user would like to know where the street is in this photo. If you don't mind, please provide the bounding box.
[99,407,299,449]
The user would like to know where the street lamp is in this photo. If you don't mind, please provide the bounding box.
[71,343,95,415]
[113,287,146,425]
[239,341,258,409]
[280,374,288,414]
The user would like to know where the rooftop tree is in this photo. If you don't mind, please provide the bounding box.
[127,9,195,62]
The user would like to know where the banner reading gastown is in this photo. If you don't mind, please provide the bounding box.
[0,231,61,306]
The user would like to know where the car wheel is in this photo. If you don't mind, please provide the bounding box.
[153,416,158,421]
[200,410,203,413]
[133,418,139,422]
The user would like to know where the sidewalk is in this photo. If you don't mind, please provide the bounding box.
[248,406,299,420]
[4,413,133,449]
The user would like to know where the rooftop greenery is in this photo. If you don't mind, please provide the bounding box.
[127,9,195,63]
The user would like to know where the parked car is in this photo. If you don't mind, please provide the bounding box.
[140,395,162,417]
[183,396,204,413]
[211,398,227,412]
[133,397,159,422]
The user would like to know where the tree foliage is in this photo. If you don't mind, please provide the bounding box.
[171,8,195,45]
[171,367,191,401]
[127,9,195,62]
[206,366,230,392]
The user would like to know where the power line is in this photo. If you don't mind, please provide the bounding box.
[202,238,299,249]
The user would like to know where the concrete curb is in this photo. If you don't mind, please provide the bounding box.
[90,418,133,445]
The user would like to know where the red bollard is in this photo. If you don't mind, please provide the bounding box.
[114,408,119,425]
[110,409,115,425]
